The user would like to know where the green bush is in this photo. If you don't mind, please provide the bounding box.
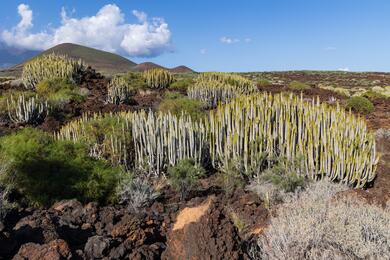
[169,78,195,92]
[0,128,123,207]
[257,79,272,88]
[259,156,307,193]
[167,158,205,199]
[218,159,246,196]
[36,78,86,106]
[158,92,206,121]
[289,80,310,91]
[346,96,374,114]
[361,90,387,101]
[120,72,148,90]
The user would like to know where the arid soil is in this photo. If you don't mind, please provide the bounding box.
[0,71,389,259]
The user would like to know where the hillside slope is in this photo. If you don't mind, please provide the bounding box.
[0,43,137,77]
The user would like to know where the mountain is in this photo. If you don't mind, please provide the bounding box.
[0,43,39,69]
[131,62,165,72]
[170,65,195,73]
[131,62,196,73]
[41,43,137,74]
[0,43,137,77]
[0,43,195,78]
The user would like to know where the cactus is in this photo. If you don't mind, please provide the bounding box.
[207,93,378,188]
[57,92,378,187]
[22,53,85,89]
[106,76,135,105]
[188,72,257,107]
[57,110,207,176]
[143,68,174,89]
[56,112,134,170]
[131,111,207,176]
[7,94,49,124]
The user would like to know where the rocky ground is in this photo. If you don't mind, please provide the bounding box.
[0,178,268,259]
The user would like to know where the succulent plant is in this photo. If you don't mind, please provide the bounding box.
[106,76,135,105]
[188,72,257,107]
[143,68,174,89]
[22,53,85,89]
[207,93,378,188]
[7,94,49,124]
[57,92,378,187]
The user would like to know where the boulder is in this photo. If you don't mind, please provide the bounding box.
[13,239,71,260]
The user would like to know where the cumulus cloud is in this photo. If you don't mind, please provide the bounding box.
[220,36,239,44]
[338,67,350,72]
[1,4,172,57]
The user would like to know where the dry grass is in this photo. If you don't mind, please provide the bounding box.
[250,181,390,259]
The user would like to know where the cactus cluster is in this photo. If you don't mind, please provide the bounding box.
[207,93,378,187]
[7,94,49,124]
[143,68,174,89]
[56,112,134,170]
[57,92,378,187]
[188,72,257,107]
[106,76,135,105]
[22,53,85,89]
[132,111,207,176]
[57,111,207,176]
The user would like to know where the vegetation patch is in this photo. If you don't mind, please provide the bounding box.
[158,92,206,121]
[22,53,85,89]
[0,128,123,207]
[346,96,375,114]
[143,68,174,89]
[289,80,310,90]
[188,72,256,107]
[167,158,206,199]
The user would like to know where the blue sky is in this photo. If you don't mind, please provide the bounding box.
[1,0,390,72]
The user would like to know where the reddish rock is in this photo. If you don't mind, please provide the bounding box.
[162,196,244,260]
[13,239,71,260]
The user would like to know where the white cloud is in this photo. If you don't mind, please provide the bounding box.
[220,36,239,44]
[1,4,172,57]
[244,38,252,43]
[338,67,350,72]
[200,48,207,55]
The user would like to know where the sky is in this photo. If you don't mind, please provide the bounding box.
[1,0,390,72]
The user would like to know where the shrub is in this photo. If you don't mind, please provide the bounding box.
[7,93,49,124]
[167,158,205,199]
[289,80,310,90]
[0,128,123,207]
[158,93,206,121]
[36,78,86,106]
[218,159,246,196]
[169,78,195,92]
[362,90,387,101]
[22,54,85,89]
[252,181,390,259]
[257,79,272,88]
[116,174,159,212]
[346,96,375,114]
[143,68,174,89]
[259,156,307,193]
